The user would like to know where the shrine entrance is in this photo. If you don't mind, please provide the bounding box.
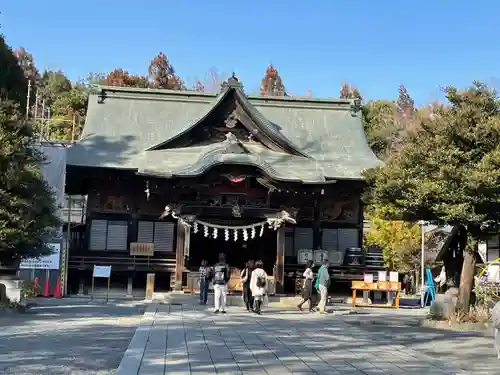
[188,219,277,275]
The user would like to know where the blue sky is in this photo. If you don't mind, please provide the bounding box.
[1,1,499,104]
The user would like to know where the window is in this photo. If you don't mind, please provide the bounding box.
[137,221,174,252]
[89,219,128,251]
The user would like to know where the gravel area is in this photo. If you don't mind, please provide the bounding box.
[0,300,146,374]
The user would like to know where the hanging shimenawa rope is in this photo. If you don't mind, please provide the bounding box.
[195,219,269,230]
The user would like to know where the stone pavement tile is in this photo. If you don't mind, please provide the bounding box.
[116,304,156,375]
[119,303,485,375]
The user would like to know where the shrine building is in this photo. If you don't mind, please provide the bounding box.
[64,76,382,295]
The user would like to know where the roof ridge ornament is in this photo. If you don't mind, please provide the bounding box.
[220,72,244,92]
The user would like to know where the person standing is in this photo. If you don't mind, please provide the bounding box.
[212,253,230,314]
[240,260,254,312]
[250,260,267,314]
[199,260,211,305]
[297,260,315,312]
[315,259,330,314]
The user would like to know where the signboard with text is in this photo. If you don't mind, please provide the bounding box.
[19,243,61,270]
[93,265,112,278]
[297,249,313,265]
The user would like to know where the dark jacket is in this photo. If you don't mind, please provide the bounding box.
[242,268,253,286]
[213,262,230,285]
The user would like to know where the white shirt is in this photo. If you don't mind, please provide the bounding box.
[303,267,314,280]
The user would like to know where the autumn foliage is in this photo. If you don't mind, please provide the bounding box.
[148,52,184,90]
[260,64,286,96]
[105,69,149,88]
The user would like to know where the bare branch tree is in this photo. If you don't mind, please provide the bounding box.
[194,67,228,93]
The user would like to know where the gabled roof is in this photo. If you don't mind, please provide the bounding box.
[146,79,308,158]
[67,81,381,182]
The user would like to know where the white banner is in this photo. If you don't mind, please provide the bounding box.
[19,243,61,270]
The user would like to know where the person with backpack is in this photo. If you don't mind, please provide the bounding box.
[250,260,267,314]
[199,260,211,305]
[240,260,254,312]
[315,259,330,314]
[212,253,230,314]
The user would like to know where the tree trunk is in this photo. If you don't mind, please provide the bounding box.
[456,236,477,313]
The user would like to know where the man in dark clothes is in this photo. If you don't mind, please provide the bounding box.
[213,253,230,313]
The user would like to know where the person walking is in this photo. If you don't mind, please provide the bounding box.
[212,253,230,314]
[297,260,315,312]
[315,259,330,314]
[199,260,211,305]
[250,260,267,315]
[240,260,254,312]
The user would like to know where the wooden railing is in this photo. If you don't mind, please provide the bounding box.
[68,254,176,271]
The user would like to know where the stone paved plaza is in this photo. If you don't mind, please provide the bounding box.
[0,300,145,374]
[117,303,497,375]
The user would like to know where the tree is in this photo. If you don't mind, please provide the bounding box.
[364,82,500,312]
[0,100,60,267]
[396,84,415,119]
[104,69,149,88]
[339,83,362,100]
[260,64,286,96]
[193,80,205,92]
[362,100,400,158]
[40,70,72,104]
[148,52,184,90]
[0,36,28,108]
[14,47,40,87]
[364,208,421,273]
[194,67,227,93]
[51,88,86,117]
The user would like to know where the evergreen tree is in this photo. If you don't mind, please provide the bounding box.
[0,100,60,267]
[365,82,500,312]
[0,36,28,108]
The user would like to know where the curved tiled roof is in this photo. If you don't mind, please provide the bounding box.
[67,85,381,182]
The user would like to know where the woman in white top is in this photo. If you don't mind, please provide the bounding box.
[250,260,267,314]
[297,260,315,312]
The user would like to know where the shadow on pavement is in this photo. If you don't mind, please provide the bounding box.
[0,302,146,374]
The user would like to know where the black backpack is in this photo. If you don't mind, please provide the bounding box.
[256,276,266,288]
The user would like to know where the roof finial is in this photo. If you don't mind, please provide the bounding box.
[220,72,244,92]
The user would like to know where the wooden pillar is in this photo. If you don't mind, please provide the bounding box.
[312,193,322,250]
[174,220,186,291]
[275,228,285,294]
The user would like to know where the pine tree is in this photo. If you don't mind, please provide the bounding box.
[260,64,286,96]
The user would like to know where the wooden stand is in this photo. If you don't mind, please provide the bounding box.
[351,280,401,309]
[145,273,155,300]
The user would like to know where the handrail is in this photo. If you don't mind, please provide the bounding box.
[68,255,176,267]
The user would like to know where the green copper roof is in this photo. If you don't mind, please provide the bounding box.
[67,85,381,182]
